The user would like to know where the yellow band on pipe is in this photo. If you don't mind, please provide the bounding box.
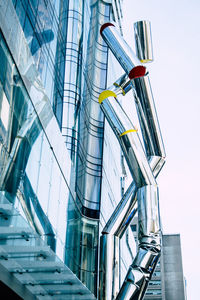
[140,59,153,63]
[98,90,117,104]
[113,82,126,96]
[120,129,138,137]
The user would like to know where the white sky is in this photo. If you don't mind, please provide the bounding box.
[122,0,200,299]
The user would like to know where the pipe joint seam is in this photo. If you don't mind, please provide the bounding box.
[113,82,126,96]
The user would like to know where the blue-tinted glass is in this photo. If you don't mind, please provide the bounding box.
[31,35,41,55]
[45,67,53,100]
[0,41,13,101]
[54,0,60,16]
[24,16,34,38]
[0,44,7,88]
[0,31,72,260]
[15,0,26,28]
[29,0,38,11]
[54,93,63,127]
[0,84,3,113]
[131,224,137,232]
[27,3,36,27]
[12,0,17,7]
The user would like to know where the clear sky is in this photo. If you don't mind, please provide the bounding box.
[122,0,200,299]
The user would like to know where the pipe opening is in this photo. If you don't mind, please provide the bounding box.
[100,22,115,35]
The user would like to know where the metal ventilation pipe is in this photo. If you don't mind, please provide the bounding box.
[98,90,161,300]
[99,90,156,187]
[100,23,146,80]
[99,181,138,300]
[99,22,165,300]
[100,22,165,175]
[134,20,154,63]
[133,74,166,177]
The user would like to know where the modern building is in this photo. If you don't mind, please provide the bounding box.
[0,0,175,299]
[0,0,138,299]
[161,234,187,300]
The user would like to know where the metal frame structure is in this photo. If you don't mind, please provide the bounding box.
[98,22,166,300]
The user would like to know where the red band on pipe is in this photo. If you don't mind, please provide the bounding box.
[129,66,146,79]
[100,23,115,35]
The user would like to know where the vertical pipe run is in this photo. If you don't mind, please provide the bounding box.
[137,185,160,248]
[99,234,120,300]
[99,181,137,300]
[134,20,154,63]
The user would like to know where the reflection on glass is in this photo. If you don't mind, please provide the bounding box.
[31,29,54,55]
[0,30,70,261]
[13,0,61,105]
[65,194,98,295]
[0,93,9,131]
[153,270,161,277]
[146,289,162,295]
[149,280,161,286]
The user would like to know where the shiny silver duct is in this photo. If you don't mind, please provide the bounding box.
[98,90,161,300]
[106,72,166,176]
[100,23,146,80]
[98,22,165,300]
[102,181,137,237]
[99,181,137,300]
[111,73,133,96]
[134,20,154,63]
[133,75,166,177]
[115,185,161,300]
[99,91,156,188]
[100,22,165,177]
[106,45,165,177]
[100,22,164,176]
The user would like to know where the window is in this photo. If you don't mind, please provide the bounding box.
[149,280,161,286]
[146,289,162,295]
[131,224,137,232]
[153,270,161,277]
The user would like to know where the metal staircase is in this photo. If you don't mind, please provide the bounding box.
[0,193,96,300]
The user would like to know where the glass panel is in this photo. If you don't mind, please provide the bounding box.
[146,289,162,295]
[0,92,10,131]
[149,280,161,286]
[153,270,161,277]
[65,199,98,295]
[0,31,72,262]
[15,0,26,28]
[13,0,60,106]
[24,16,34,39]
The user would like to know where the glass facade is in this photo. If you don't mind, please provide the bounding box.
[12,0,63,105]
[0,0,137,298]
[0,28,70,259]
